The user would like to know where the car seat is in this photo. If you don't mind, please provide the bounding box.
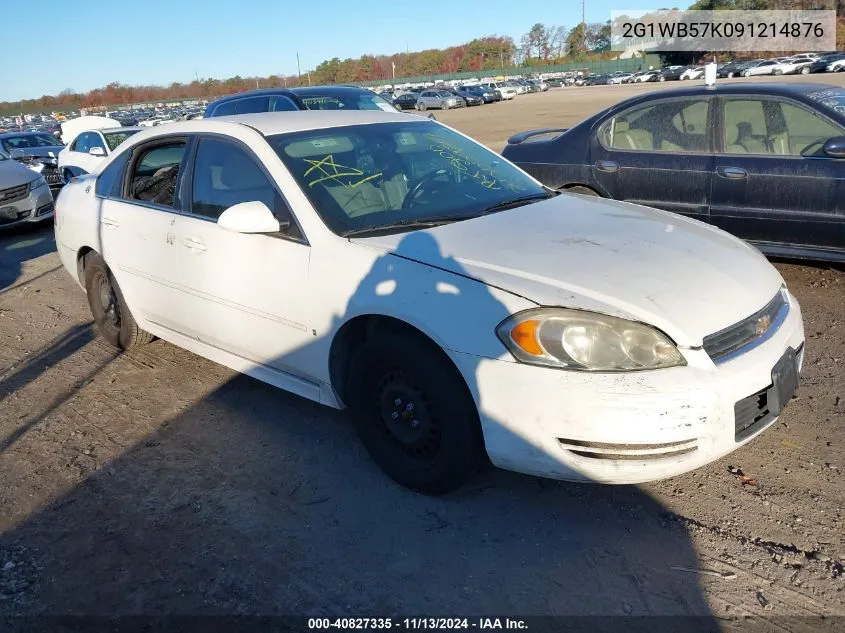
[612,121,654,150]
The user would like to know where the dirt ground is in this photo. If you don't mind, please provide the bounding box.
[1,75,844,625]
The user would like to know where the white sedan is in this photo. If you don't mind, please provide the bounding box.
[54,111,805,493]
[57,127,141,180]
[680,67,704,80]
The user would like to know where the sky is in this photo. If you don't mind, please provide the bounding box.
[0,0,666,102]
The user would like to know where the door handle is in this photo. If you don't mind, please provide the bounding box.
[595,160,619,173]
[181,237,207,252]
[716,166,748,180]
[101,216,119,228]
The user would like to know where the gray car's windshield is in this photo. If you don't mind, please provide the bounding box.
[269,121,546,236]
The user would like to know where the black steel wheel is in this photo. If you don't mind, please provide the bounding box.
[346,330,483,494]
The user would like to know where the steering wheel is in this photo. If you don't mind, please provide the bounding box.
[402,169,452,209]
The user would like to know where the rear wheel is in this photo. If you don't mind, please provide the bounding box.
[418,102,427,111]
[346,332,483,495]
[727,72,735,78]
[743,70,752,77]
[84,253,153,350]
[800,66,810,75]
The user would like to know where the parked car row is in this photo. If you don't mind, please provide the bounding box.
[383,77,550,111]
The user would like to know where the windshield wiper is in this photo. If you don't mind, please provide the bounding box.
[341,216,468,238]
[480,192,555,215]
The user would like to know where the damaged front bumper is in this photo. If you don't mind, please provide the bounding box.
[449,291,805,484]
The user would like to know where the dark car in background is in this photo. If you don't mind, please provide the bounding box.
[463,85,500,102]
[656,66,686,81]
[717,61,757,78]
[204,85,400,117]
[501,83,845,263]
[392,92,420,110]
[0,131,65,193]
[810,53,845,73]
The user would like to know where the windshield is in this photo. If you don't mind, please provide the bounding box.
[269,121,546,236]
[299,93,398,113]
[805,88,845,117]
[103,130,140,151]
[1,133,62,150]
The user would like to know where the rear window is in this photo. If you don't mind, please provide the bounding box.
[804,89,845,117]
[300,93,398,112]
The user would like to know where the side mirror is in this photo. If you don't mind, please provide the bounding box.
[89,146,106,157]
[217,200,284,234]
[822,136,845,159]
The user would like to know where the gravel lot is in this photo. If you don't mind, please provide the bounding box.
[1,76,843,624]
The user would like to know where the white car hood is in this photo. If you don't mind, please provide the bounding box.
[351,195,784,347]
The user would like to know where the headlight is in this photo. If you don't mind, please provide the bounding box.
[496,308,686,371]
[31,175,47,190]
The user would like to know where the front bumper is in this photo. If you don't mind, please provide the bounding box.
[0,182,54,228]
[450,291,805,484]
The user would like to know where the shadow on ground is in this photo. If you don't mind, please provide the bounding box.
[0,232,716,624]
[0,222,57,293]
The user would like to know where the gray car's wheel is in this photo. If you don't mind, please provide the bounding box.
[84,253,153,350]
[418,102,427,111]
[743,70,751,77]
[800,66,810,74]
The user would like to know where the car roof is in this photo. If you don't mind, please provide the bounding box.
[289,85,375,96]
[98,126,144,133]
[208,110,429,135]
[622,82,839,100]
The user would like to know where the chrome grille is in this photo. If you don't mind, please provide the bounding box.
[0,182,29,204]
[703,289,788,363]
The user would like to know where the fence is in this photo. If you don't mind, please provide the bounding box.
[356,54,662,86]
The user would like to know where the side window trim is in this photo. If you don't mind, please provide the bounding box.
[119,134,192,213]
[185,132,308,245]
[717,94,845,157]
[597,96,714,154]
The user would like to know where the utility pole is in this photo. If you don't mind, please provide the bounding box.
[582,0,587,51]
[296,53,302,80]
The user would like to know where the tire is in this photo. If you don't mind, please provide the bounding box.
[773,69,783,76]
[564,185,600,196]
[800,66,810,75]
[346,331,483,495]
[418,102,427,111]
[84,253,153,350]
[727,72,734,78]
[658,76,665,82]
[743,71,751,77]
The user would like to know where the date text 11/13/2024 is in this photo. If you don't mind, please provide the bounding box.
[308,617,528,630]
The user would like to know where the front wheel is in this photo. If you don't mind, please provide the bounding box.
[418,102,427,111]
[773,69,783,76]
[346,332,483,495]
[743,71,751,77]
[84,253,153,350]
[800,66,810,74]
[727,72,734,78]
